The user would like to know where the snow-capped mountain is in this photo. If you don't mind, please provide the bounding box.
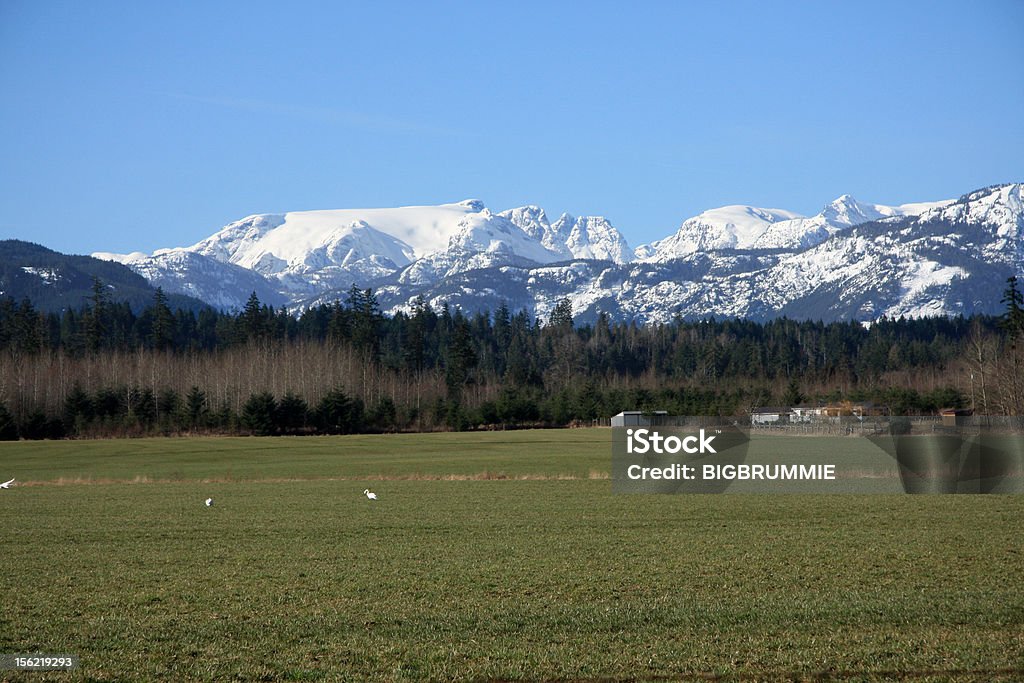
[915,183,1023,260]
[395,209,565,287]
[375,184,1021,323]
[641,205,805,259]
[498,207,633,263]
[191,213,415,280]
[97,198,635,308]
[498,206,570,259]
[639,194,956,260]
[95,249,288,310]
[558,214,633,264]
[93,184,1022,323]
[182,203,483,298]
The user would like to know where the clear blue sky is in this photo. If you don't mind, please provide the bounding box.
[1,0,1022,255]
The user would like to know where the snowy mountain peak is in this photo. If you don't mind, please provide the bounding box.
[498,205,551,242]
[956,183,1022,207]
[91,249,287,311]
[449,212,551,258]
[918,183,1023,241]
[687,205,804,243]
[564,215,633,264]
[92,251,150,265]
[395,210,564,287]
[500,209,631,263]
[543,213,632,263]
[186,211,417,294]
[549,212,576,241]
[190,213,287,264]
[457,199,486,212]
[642,204,805,260]
[821,195,886,227]
[642,191,967,262]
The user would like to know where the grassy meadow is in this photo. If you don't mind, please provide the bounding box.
[0,429,1021,681]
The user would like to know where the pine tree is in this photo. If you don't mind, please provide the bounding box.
[241,392,278,436]
[64,383,94,433]
[12,298,43,353]
[1000,275,1024,414]
[326,300,350,342]
[315,388,363,434]
[184,386,208,429]
[241,292,265,341]
[445,313,477,404]
[493,302,511,350]
[1001,276,1024,337]
[278,392,309,434]
[783,378,804,406]
[548,298,574,330]
[150,287,175,351]
[136,389,157,426]
[84,277,108,352]
[347,286,381,356]
[403,296,430,373]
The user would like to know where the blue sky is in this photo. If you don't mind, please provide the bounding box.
[1,0,1022,255]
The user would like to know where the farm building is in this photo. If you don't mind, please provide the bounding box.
[750,407,791,425]
[611,411,669,427]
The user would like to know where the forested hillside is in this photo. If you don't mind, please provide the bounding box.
[0,277,1019,439]
[0,240,206,313]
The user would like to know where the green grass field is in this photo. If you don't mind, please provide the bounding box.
[1,430,1022,681]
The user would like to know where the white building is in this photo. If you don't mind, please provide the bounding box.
[611,410,669,427]
[750,407,791,426]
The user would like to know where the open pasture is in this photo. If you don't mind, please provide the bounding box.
[0,430,1021,681]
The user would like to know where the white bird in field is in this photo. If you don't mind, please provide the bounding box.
[0,477,14,489]
[205,497,214,507]
[363,489,377,500]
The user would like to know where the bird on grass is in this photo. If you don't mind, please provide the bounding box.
[0,477,14,489]
[205,497,214,507]
[363,489,377,500]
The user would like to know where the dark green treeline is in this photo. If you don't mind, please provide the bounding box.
[0,279,1011,439]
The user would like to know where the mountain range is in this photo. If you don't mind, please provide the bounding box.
[22,182,1024,323]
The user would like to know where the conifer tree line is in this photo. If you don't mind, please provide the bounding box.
[0,276,1021,440]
